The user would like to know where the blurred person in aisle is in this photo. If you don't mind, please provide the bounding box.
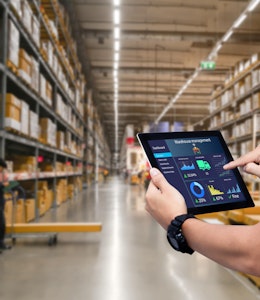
[0,158,11,251]
[145,145,260,276]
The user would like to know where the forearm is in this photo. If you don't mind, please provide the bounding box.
[182,218,260,276]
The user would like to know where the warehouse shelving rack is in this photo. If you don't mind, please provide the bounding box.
[192,56,260,196]
[0,0,90,221]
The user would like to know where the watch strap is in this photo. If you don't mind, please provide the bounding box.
[167,214,196,254]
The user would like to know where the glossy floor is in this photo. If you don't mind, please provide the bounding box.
[1,176,259,300]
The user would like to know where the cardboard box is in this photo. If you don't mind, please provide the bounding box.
[29,110,39,139]
[21,0,32,34]
[25,199,35,222]
[56,131,65,150]
[15,199,25,223]
[20,100,29,135]
[8,20,20,67]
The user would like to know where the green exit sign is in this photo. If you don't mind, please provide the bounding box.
[200,61,216,70]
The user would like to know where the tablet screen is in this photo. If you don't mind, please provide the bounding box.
[137,131,254,214]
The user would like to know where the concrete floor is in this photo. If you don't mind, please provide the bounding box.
[0,176,260,300]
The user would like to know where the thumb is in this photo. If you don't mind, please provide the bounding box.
[150,168,169,191]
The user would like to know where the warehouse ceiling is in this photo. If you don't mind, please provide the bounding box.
[62,0,260,153]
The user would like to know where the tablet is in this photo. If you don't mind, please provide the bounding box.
[137,130,255,215]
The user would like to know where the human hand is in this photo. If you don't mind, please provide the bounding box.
[145,168,187,230]
[223,145,260,177]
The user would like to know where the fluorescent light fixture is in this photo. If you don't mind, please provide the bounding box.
[114,62,119,70]
[114,27,120,39]
[114,52,119,61]
[187,78,192,86]
[114,40,120,51]
[248,0,260,11]
[214,43,222,54]
[113,69,118,77]
[233,13,247,28]
[192,70,199,80]
[114,0,120,6]
[114,9,120,25]
[222,30,233,42]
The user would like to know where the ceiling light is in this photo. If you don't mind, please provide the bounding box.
[114,0,120,6]
[113,69,118,77]
[114,27,120,39]
[114,40,120,51]
[233,13,247,28]
[248,0,260,11]
[222,30,233,42]
[114,52,119,61]
[114,9,120,25]
[114,62,119,70]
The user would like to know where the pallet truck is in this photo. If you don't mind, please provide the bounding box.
[5,183,102,246]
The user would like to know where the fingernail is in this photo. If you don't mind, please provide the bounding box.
[150,168,159,176]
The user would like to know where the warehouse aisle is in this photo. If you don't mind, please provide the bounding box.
[0,176,259,300]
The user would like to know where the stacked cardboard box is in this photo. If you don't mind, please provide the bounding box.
[56,179,67,205]
[25,199,35,222]
[8,20,20,68]
[37,181,50,216]
[31,14,40,47]
[37,189,45,216]
[29,110,39,139]
[4,198,13,225]
[15,199,25,223]
[21,0,33,34]
[11,155,37,173]
[18,49,32,84]
[39,118,56,147]
[31,57,39,92]
[5,93,21,131]
[10,0,22,17]
[56,131,65,150]
[20,100,29,135]
[39,74,52,106]
[39,161,54,172]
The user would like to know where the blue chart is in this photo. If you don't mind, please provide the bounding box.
[211,155,230,177]
[227,184,241,194]
[180,162,195,171]
[190,182,205,198]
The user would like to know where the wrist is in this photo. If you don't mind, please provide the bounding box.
[166,214,196,254]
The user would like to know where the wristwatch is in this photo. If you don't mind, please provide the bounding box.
[167,214,196,255]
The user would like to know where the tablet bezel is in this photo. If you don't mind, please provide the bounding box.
[137,130,255,215]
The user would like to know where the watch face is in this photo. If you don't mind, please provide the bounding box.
[167,234,180,250]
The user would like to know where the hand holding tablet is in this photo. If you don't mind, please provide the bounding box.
[137,131,254,215]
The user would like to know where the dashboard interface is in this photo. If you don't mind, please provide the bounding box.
[140,132,254,214]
